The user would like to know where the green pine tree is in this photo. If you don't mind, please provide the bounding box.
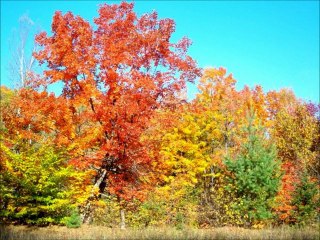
[225,112,282,226]
[291,170,319,225]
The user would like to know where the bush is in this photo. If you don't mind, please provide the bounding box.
[64,209,81,228]
[0,143,85,226]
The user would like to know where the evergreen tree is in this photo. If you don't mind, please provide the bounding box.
[225,113,282,226]
[291,171,319,225]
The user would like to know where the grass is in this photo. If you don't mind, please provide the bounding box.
[0,224,319,240]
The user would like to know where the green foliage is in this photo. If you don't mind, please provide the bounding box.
[0,143,84,225]
[64,209,81,228]
[291,171,319,225]
[224,115,282,226]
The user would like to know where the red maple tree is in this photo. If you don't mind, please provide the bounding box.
[32,2,200,222]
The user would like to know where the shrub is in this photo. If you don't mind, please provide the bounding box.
[64,209,81,228]
[0,143,85,225]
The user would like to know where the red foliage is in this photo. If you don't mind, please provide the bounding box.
[274,161,300,223]
[32,2,200,199]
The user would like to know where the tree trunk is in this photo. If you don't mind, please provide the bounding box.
[81,169,107,224]
[120,208,126,230]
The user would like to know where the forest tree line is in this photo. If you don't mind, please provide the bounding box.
[0,2,319,229]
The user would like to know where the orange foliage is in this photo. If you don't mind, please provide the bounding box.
[32,2,201,199]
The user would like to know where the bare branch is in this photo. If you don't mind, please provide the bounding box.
[7,13,40,88]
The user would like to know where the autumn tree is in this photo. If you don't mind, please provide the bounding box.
[145,105,209,227]
[272,100,319,224]
[32,2,200,223]
[192,68,244,226]
[265,88,298,119]
[196,67,239,154]
[0,86,88,225]
[141,69,239,226]
[273,105,317,171]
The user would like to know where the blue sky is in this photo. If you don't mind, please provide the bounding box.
[1,1,319,102]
